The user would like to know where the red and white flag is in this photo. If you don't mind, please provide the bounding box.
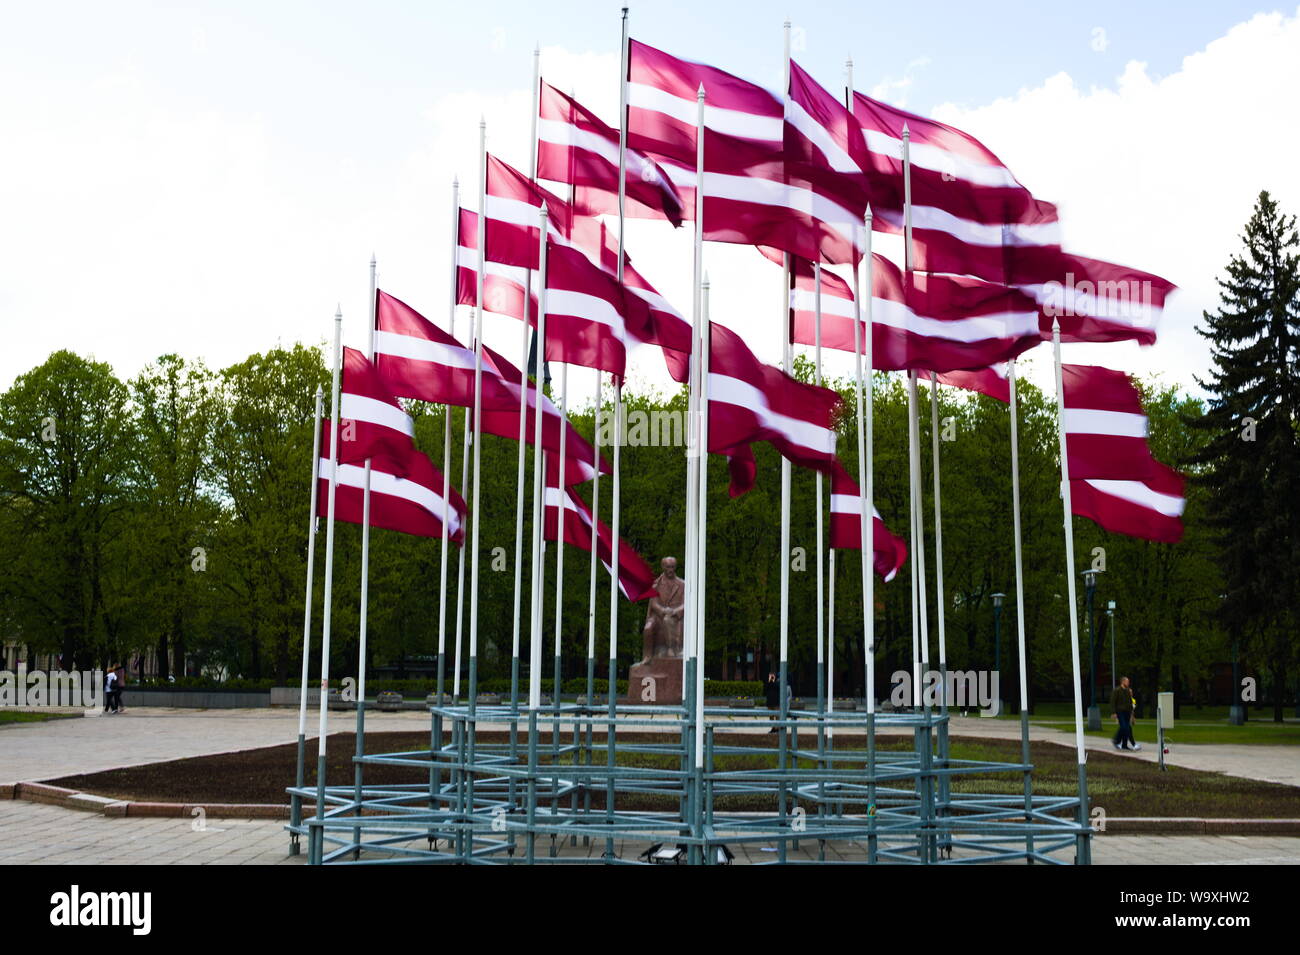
[483,155,574,271]
[828,465,908,581]
[338,346,416,470]
[542,461,657,602]
[1072,461,1185,543]
[481,344,609,484]
[788,254,1040,372]
[1012,249,1176,346]
[922,363,1013,403]
[543,239,651,378]
[537,82,684,227]
[627,40,866,265]
[373,290,516,411]
[851,90,1061,284]
[318,421,467,543]
[1061,363,1156,480]
[455,208,536,322]
[708,321,842,495]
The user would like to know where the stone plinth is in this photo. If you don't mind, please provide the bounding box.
[627,658,684,705]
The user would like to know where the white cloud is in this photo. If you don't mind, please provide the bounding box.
[928,8,1300,395]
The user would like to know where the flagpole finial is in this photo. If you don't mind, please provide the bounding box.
[370,253,376,268]
[697,83,705,101]
[902,121,910,139]
[1052,317,1061,334]
[315,385,323,399]
[335,305,342,321]
[621,6,628,19]
[865,203,873,223]
[453,174,459,187]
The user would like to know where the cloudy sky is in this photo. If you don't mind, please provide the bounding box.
[2,1,1297,405]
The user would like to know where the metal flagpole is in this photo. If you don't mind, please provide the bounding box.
[927,370,952,858]
[1008,358,1035,860]
[1051,321,1092,865]
[814,263,826,725]
[512,43,543,720]
[437,178,459,708]
[604,5,629,861]
[693,271,710,861]
[526,202,550,865]
[453,405,470,701]
[351,254,378,856]
[309,306,343,866]
[290,385,323,855]
[553,362,568,735]
[776,15,793,867]
[462,119,489,854]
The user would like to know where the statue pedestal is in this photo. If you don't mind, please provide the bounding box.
[627,658,684,705]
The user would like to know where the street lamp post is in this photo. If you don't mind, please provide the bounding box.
[1106,600,1116,691]
[991,593,1005,715]
[1082,569,1102,730]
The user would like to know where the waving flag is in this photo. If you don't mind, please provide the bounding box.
[922,363,1013,403]
[373,290,516,411]
[483,155,574,270]
[542,460,657,602]
[1061,364,1157,480]
[1072,461,1185,543]
[538,82,683,226]
[828,465,909,581]
[481,345,609,483]
[708,321,842,495]
[851,90,1061,284]
[627,39,865,265]
[1014,250,1176,346]
[543,239,650,378]
[338,346,416,470]
[788,254,1040,372]
[455,209,536,321]
[318,422,467,543]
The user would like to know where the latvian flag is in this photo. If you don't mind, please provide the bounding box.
[828,464,908,582]
[338,346,416,471]
[1061,363,1156,480]
[922,363,1013,404]
[318,421,467,543]
[1072,462,1185,543]
[542,460,657,602]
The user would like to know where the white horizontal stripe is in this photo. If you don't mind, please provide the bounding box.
[627,283,683,319]
[548,288,627,340]
[709,372,837,456]
[455,245,530,286]
[539,118,670,193]
[791,287,856,320]
[702,172,865,252]
[374,330,475,370]
[1083,478,1185,517]
[628,82,782,143]
[1062,408,1147,439]
[1020,282,1161,327]
[340,393,414,436]
[830,493,885,521]
[871,297,1038,342]
[910,204,1060,247]
[320,458,461,535]
[785,99,861,174]
[862,129,1021,190]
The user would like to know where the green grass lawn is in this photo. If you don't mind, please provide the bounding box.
[0,710,77,725]
[1032,719,1300,745]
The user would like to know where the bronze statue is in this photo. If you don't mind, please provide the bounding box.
[640,557,685,662]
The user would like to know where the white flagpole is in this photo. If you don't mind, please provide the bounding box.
[776,17,793,866]
[309,306,343,865]
[694,272,710,784]
[467,118,487,708]
[827,547,836,735]
[1051,322,1092,864]
[291,384,323,854]
[1008,358,1035,857]
[586,374,601,691]
[511,43,543,714]
[929,378,949,701]
[351,254,377,852]
[554,361,568,708]
[814,262,825,718]
[902,123,929,705]
[453,405,470,701]
[529,203,550,713]
[437,179,459,706]
[602,6,630,863]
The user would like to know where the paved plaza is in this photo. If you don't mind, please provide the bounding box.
[1,707,1296,865]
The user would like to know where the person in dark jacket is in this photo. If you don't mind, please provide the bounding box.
[1111,676,1140,751]
[764,672,781,732]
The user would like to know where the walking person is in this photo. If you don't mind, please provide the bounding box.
[114,665,128,714]
[764,671,780,733]
[1111,676,1141,751]
[104,665,119,714]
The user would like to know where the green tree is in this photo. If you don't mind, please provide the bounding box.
[1190,190,1300,721]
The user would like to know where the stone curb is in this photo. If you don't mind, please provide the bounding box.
[6,782,287,819]
[1099,817,1300,835]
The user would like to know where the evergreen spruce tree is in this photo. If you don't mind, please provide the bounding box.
[1190,190,1300,721]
